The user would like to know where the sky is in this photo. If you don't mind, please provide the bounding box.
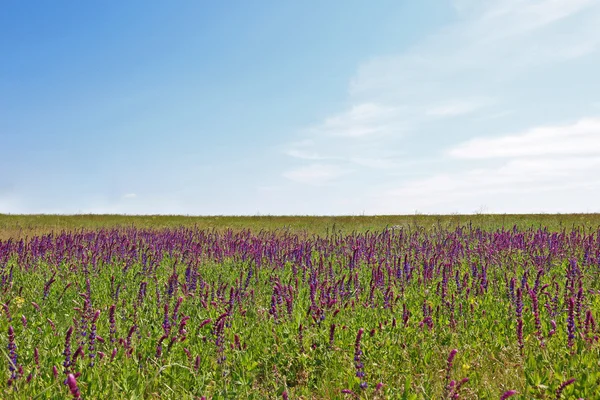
[2,0,600,215]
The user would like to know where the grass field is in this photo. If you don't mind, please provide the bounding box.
[1,214,599,399]
[2,213,600,240]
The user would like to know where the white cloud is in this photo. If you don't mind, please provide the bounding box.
[282,164,351,185]
[123,193,137,199]
[427,99,491,117]
[313,103,405,138]
[277,0,600,213]
[350,0,600,100]
[449,117,600,159]
[371,155,600,213]
[284,0,600,180]
[284,149,329,160]
[349,157,402,169]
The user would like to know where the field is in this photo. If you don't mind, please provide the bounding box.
[1,214,600,399]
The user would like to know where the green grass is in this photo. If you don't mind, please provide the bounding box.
[2,213,600,239]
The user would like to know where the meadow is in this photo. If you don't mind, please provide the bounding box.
[1,214,599,399]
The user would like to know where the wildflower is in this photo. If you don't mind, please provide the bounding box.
[528,289,544,346]
[329,324,336,348]
[198,319,212,329]
[567,298,576,349]
[89,310,100,366]
[63,326,74,374]
[66,373,81,399]
[515,288,524,354]
[72,345,85,364]
[548,320,557,338]
[7,326,19,382]
[354,328,366,389]
[445,348,458,394]
[34,347,40,368]
[500,390,517,399]
[108,304,116,343]
[555,378,575,399]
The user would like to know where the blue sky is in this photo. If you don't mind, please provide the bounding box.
[2,0,600,215]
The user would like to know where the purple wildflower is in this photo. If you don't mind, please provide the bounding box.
[66,373,81,399]
[555,378,575,399]
[516,288,524,354]
[329,323,336,348]
[109,304,116,344]
[445,348,458,395]
[567,297,576,349]
[500,390,517,399]
[7,325,18,382]
[89,310,100,366]
[63,326,74,374]
[354,328,366,389]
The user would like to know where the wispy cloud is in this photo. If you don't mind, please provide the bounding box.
[371,154,600,213]
[283,0,600,187]
[282,164,351,185]
[448,117,600,159]
[351,0,600,98]
[276,0,600,214]
[123,193,137,199]
[427,99,491,117]
[310,103,405,138]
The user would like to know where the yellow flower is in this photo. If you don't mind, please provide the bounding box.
[14,297,25,309]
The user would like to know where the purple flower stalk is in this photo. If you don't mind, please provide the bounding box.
[111,347,117,362]
[109,304,116,344]
[529,289,544,346]
[172,296,183,324]
[555,378,575,399]
[72,345,85,364]
[7,326,18,382]
[34,347,40,368]
[88,310,100,366]
[79,297,90,347]
[3,303,12,322]
[516,288,524,355]
[156,334,168,357]
[329,323,336,348]
[450,377,469,399]
[63,326,74,374]
[445,348,458,394]
[162,303,170,335]
[66,373,81,399]
[125,325,136,355]
[567,297,576,349]
[354,328,367,389]
[213,312,228,364]
[500,390,517,399]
